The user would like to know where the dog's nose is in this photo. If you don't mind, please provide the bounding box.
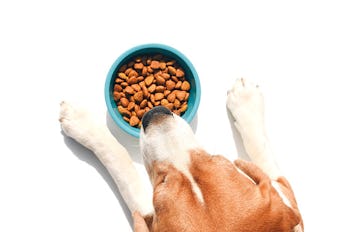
[142,106,173,132]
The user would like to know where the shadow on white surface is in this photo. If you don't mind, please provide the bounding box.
[191,114,198,133]
[106,113,142,164]
[62,132,133,227]
[59,111,199,230]
[226,108,250,161]
[105,111,199,164]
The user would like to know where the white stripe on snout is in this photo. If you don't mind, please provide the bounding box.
[140,114,204,203]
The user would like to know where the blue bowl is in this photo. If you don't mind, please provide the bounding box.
[105,43,201,138]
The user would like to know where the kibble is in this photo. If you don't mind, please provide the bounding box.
[113,54,191,128]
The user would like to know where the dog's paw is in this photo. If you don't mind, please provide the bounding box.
[226,78,264,133]
[59,101,96,145]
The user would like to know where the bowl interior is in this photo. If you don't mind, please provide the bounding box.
[105,44,200,137]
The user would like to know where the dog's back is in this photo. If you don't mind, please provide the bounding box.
[145,150,302,231]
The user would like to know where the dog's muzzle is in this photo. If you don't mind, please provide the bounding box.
[142,106,173,132]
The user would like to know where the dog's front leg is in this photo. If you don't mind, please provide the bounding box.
[59,101,153,216]
[226,78,281,179]
[227,79,304,231]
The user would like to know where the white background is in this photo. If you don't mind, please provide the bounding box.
[1,0,347,231]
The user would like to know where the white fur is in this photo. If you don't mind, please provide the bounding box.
[235,166,256,184]
[227,79,294,214]
[271,181,292,208]
[140,114,204,202]
[293,224,303,232]
[59,101,153,216]
[226,78,281,179]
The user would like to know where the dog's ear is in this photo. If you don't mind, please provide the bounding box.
[133,211,150,232]
[233,159,270,184]
[276,177,304,231]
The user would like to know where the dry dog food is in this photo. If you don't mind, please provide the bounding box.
[113,54,191,127]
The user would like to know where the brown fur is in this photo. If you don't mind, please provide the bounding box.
[143,150,303,231]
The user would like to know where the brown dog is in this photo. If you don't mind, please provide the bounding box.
[60,78,303,231]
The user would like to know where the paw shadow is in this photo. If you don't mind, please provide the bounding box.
[62,132,133,227]
[226,107,251,161]
[105,113,143,164]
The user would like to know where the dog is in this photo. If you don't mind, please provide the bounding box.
[59,78,303,231]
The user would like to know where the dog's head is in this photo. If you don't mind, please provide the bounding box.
[139,106,303,232]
